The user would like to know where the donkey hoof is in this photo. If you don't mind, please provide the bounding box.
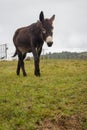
[35,72,40,77]
[23,73,27,77]
[35,74,40,77]
[17,72,20,76]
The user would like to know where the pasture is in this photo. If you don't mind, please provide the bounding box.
[0,59,87,130]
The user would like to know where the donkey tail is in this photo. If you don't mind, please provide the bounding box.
[12,50,17,57]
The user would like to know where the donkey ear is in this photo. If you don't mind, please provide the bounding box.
[39,11,44,22]
[50,15,55,23]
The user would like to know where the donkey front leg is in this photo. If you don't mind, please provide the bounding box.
[32,46,40,76]
[34,46,42,76]
[34,57,40,76]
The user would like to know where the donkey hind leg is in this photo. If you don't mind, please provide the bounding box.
[17,53,27,76]
[21,53,27,76]
[16,59,21,76]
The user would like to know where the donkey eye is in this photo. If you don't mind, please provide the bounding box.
[42,29,46,34]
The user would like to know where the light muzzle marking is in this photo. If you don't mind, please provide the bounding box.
[46,36,53,43]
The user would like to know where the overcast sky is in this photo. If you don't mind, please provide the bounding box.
[0,0,87,57]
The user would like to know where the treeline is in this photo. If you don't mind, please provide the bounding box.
[41,52,87,59]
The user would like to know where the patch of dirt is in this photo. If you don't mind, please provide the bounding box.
[36,115,84,130]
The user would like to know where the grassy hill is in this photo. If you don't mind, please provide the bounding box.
[44,52,87,59]
[0,59,87,130]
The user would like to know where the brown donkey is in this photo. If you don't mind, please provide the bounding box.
[13,11,55,76]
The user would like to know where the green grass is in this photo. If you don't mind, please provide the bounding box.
[0,59,87,130]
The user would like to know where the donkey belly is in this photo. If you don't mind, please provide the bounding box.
[18,46,32,54]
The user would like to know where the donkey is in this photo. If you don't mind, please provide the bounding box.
[13,11,55,76]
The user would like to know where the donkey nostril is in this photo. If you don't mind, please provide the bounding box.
[47,42,53,47]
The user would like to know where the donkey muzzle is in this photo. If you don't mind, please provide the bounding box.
[46,36,53,47]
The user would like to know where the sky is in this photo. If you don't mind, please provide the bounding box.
[0,0,87,58]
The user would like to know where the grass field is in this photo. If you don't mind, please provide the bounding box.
[0,59,87,130]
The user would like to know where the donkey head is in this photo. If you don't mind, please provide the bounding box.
[39,11,55,47]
